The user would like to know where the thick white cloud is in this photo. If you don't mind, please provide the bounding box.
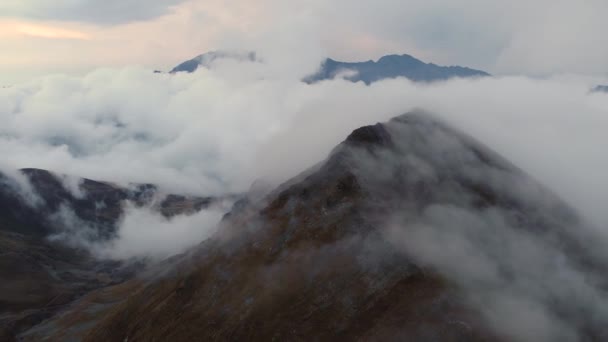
[45,199,232,260]
[1,61,607,226]
[2,4,607,334]
[1,54,608,270]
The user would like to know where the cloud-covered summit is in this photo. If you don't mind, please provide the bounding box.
[170,51,258,73]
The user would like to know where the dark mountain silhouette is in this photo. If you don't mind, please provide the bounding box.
[18,111,606,341]
[592,85,608,93]
[305,54,490,84]
[168,51,490,84]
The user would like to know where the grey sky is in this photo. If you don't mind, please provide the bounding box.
[0,0,187,25]
[1,0,608,82]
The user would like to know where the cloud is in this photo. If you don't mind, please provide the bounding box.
[306,0,608,75]
[327,112,608,340]
[0,20,90,40]
[1,57,608,271]
[102,201,230,259]
[15,23,90,39]
[0,161,233,260]
[0,0,187,25]
[1,63,608,224]
[47,200,231,260]
[2,52,608,339]
[0,162,43,207]
[385,204,608,341]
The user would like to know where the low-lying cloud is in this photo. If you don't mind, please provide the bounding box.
[103,201,230,259]
[1,61,607,225]
[1,57,608,267]
[1,52,608,341]
[45,193,233,260]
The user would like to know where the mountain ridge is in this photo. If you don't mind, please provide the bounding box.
[169,51,258,73]
[305,54,490,84]
[23,111,605,341]
[168,50,490,83]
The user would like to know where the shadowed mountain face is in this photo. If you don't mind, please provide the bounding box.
[26,112,606,341]
[304,54,490,84]
[0,169,226,341]
[0,169,154,239]
[0,169,220,239]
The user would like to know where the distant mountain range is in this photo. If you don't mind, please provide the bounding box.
[169,51,490,83]
[305,54,490,84]
[592,85,608,93]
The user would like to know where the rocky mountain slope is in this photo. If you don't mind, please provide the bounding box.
[0,169,225,341]
[19,111,606,341]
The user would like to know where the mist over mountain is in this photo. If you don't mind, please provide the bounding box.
[4,0,608,340]
[15,111,607,341]
[2,33,608,341]
[0,167,234,340]
[169,51,258,73]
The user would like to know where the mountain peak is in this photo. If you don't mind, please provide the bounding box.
[345,123,393,147]
[376,53,420,64]
[306,53,490,84]
[169,50,257,73]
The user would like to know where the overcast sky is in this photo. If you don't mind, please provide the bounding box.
[1,0,608,83]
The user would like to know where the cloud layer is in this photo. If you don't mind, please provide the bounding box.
[47,200,231,260]
[1,61,608,225]
[0,0,186,25]
[1,57,608,268]
[1,53,608,341]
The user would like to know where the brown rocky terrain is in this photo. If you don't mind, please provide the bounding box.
[0,169,225,341]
